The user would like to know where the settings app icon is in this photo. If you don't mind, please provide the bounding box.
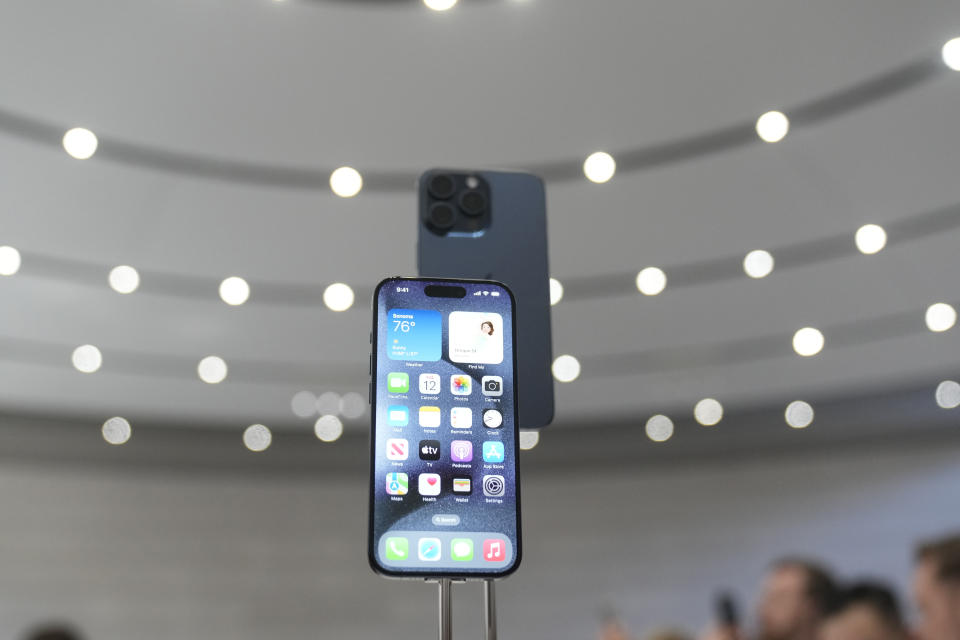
[482,475,505,498]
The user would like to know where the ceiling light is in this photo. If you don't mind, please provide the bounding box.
[102,417,132,445]
[743,250,774,279]
[72,344,102,373]
[785,400,814,429]
[792,327,824,357]
[291,391,317,418]
[219,276,250,305]
[316,391,341,415]
[323,282,354,311]
[552,355,581,383]
[943,37,960,71]
[926,303,957,333]
[645,415,674,442]
[756,111,789,143]
[197,356,228,384]
[62,127,98,159]
[855,224,887,255]
[329,166,363,198]
[636,267,667,296]
[243,424,272,452]
[424,0,457,11]
[339,391,367,419]
[694,398,724,426]
[0,246,21,276]
[935,380,960,409]
[108,265,140,294]
[583,151,616,183]
[519,430,540,450]
[315,415,344,442]
[549,278,563,306]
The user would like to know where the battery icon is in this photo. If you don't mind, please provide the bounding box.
[490,291,500,297]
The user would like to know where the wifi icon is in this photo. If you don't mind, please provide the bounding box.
[482,291,489,296]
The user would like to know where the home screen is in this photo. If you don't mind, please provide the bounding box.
[370,278,519,575]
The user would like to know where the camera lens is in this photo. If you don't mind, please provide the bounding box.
[459,190,487,216]
[428,174,456,200]
[428,202,456,230]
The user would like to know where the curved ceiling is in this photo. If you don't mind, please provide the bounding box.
[1,0,959,435]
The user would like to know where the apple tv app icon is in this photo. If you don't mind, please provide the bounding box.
[419,439,441,461]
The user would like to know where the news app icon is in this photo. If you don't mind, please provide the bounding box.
[387,406,409,427]
[481,376,503,397]
[385,472,408,495]
[482,474,505,497]
[451,440,473,462]
[483,539,506,562]
[419,473,441,496]
[386,438,409,461]
[387,372,409,394]
[419,406,441,428]
[419,439,441,461]
[450,374,472,396]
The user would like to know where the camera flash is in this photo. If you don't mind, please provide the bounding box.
[465,176,479,189]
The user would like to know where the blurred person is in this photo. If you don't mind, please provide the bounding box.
[22,623,85,640]
[913,534,960,640]
[820,582,907,640]
[645,629,694,640]
[702,558,838,640]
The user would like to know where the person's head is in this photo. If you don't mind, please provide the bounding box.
[23,624,84,640]
[913,534,960,640]
[480,321,494,335]
[758,558,838,640]
[819,582,907,640]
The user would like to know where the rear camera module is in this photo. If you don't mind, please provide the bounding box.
[428,174,456,200]
[459,190,487,216]
[428,202,456,230]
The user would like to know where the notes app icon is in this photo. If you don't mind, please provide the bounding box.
[419,406,441,428]
[483,539,505,562]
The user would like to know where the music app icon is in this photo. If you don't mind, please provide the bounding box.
[482,539,505,562]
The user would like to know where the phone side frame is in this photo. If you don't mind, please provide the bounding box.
[367,276,524,580]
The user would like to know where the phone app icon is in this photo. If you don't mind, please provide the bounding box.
[419,473,441,496]
[482,409,503,429]
[450,375,472,396]
[483,539,506,562]
[482,475,505,497]
[451,440,473,462]
[419,373,441,395]
[451,538,474,562]
[419,406,441,428]
[419,439,441,461]
[450,407,473,429]
[386,438,409,461]
[387,372,410,394]
[418,537,442,562]
[386,472,408,495]
[387,406,409,427]
[385,537,409,561]
[482,441,505,463]
[452,478,472,494]
[481,376,503,397]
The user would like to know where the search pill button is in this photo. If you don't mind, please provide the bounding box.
[432,514,460,526]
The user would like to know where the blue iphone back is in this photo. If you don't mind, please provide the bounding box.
[417,169,554,430]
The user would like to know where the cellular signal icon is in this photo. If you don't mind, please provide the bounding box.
[473,291,482,296]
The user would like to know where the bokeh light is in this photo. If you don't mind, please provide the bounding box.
[552,355,581,383]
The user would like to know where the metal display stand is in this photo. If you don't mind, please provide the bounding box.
[436,578,497,640]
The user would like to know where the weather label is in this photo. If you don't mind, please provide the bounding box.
[387,309,442,361]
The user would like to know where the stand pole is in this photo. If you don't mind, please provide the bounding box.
[483,579,497,640]
[438,578,452,640]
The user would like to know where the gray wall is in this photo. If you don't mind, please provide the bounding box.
[1,434,958,640]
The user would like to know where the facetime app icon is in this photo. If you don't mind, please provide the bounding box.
[449,312,504,364]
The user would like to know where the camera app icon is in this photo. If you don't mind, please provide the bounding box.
[481,376,503,397]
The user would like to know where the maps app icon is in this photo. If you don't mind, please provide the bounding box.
[386,472,408,495]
